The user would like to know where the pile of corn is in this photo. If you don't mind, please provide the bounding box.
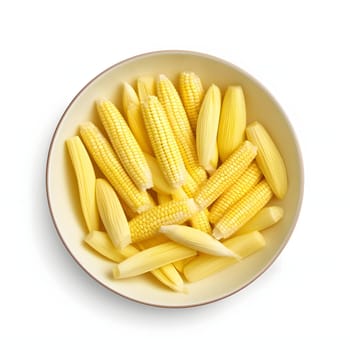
[66,72,288,292]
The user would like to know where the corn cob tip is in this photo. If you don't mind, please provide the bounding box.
[95,97,109,106]
[212,227,226,241]
[158,74,167,81]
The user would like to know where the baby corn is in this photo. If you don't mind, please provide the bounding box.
[113,242,197,279]
[95,179,131,249]
[213,180,273,240]
[194,141,257,209]
[209,163,262,224]
[157,74,207,184]
[246,121,288,199]
[218,86,246,162]
[178,71,204,133]
[159,225,238,258]
[66,136,100,232]
[196,84,221,174]
[96,98,153,191]
[79,122,153,213]
[142,95,186,188]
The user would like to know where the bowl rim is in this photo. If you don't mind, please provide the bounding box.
[46,49,304,308]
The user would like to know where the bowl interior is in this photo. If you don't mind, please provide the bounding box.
[47,51,303,307]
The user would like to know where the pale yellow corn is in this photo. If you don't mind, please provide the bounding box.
[143,152,178,195]
[113,242,197,279]
[151,268,186,293]
[66,136,100,232]
[196,84,221,173]
[183,231,266,282]
[178,71,204,134]
[141,95,186,188]
[95,178,131,249]
[136,235,184,291]
[157,74,207,184]
[194,141,257,209]
[85,231,184,292]
[209,163,263,224]
[137,75,156,102]
[96,98,153,191]
[157,264,186,293]
[122,82,153,155]
[79,122,153,213]
[218,86,247,162]
[84,230,138,262]
[173,257,194,273]
[213,180,273,240]
[235,206,284,236]
[246,121,288,199]
[129,198,199,243]
[159,225,237,258]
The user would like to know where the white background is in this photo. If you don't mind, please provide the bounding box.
[1,0,349,349]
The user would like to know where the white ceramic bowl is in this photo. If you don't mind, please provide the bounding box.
[46,50,303,307]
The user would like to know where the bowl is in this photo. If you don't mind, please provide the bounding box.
[46,50,303,308]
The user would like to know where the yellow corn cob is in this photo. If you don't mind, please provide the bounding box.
[213,180,273,240]
[181,171,199,198]
[235,206,284,236]
[157,74,207,184]
[196,84,221,173]
[129,198,199,243]
[137,75,156,102]
[122,82,153,155]
[218,86,247,162]
[194,140,257,209]
[66,136,100,232]
[209,163,263,224]
[159,225,238,258]
[96,98,153,191]
[178,71,204,134]
[183,231,266,282]
[141,95,186,188]
[143,152,178,195]
[190,210,212,234]
[79,122,153,213]
[85,231,184,292]
[246,121,288,199]
[95,178,131,249]
[84,230,138,262]
[113,242,197,279]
